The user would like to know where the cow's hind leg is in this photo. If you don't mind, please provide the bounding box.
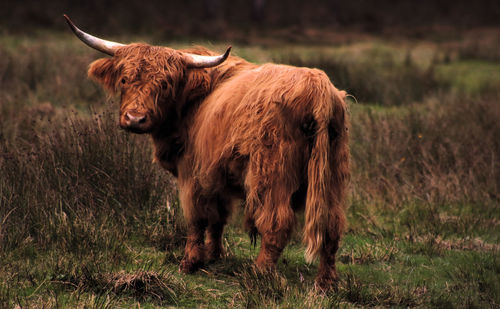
[205,196,231,262]
[315,233,340,291]
[255,226,293,269]
[246,141,300,270]
[252,191,295,270]
[315,194,346,291]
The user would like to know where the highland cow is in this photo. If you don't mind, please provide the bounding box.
[65,15,350,289]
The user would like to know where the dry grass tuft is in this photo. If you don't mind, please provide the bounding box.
[100,270,186,304]
[235,265,289,307]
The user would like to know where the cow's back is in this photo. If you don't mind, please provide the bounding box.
[184,63,337,193]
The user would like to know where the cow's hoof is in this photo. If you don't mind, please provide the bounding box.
[205,246,224,262]
[314,275,338,294]
[179,258,202,274]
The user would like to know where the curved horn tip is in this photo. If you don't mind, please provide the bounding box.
[185,46,233,69]
[63,14,74,29]
[223,46,232,58]
[62,14,124,56]
[63,14,81,37]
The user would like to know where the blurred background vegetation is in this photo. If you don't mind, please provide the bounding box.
[2,0,500,39]
[0,1,499,307]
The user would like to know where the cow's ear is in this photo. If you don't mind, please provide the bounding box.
[88,58,119,92]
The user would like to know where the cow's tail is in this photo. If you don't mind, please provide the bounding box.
[303,87,350,263]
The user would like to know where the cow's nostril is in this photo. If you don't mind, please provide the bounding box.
[125,112,147,128]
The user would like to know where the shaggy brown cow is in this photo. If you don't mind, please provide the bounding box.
[65,15,350,289]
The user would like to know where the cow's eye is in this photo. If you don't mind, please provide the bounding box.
[121,78,126,84]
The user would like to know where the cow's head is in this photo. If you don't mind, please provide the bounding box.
[64,15,230,134]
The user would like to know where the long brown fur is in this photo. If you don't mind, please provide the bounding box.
[87,43,350,289]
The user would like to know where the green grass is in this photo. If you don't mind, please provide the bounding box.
[436,60,500,95]
[0,34,499,308]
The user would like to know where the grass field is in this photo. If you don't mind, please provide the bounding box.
[0,32,499,308]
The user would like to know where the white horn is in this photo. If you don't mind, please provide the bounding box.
[184,46,232,69]
[63,14,125,56]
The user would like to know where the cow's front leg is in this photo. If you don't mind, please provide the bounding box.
[205,221,225,261]
[180,219,207,273]
[205,196,231,262]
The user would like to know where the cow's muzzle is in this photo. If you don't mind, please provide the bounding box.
[120,112,152,134]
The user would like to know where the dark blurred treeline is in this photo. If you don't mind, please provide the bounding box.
[1,0,499,39]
